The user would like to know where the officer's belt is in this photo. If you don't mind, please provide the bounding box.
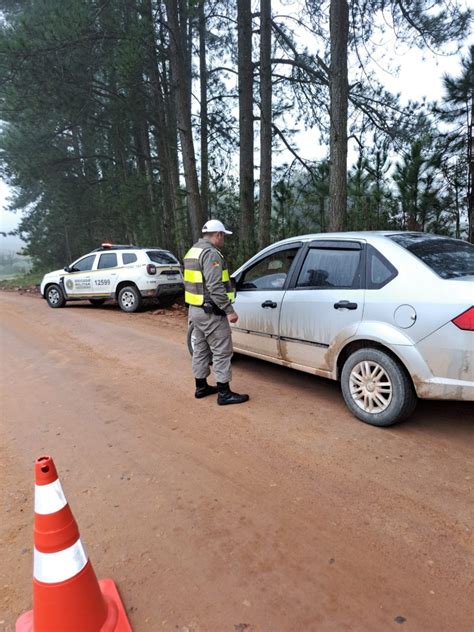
[197,302,226,316]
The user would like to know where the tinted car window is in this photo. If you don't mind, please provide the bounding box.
[147,250,179,265]
[240,248,299,290]
[389,234,474,279]
[296,248,361,289]
[366,245,398,289]
[71,255,95,272]
[123,253,137,265]
[98,253,117,269]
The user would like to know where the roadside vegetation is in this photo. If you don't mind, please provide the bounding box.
[0,271,43,291]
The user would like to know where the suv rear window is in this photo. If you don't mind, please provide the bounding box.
[123,253,137,265]
[389,234,474,279]
[146,250,179,265]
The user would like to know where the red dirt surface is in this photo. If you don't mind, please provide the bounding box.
[1,292,473,631]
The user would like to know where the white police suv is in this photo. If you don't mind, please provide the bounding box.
[40,243,184,312]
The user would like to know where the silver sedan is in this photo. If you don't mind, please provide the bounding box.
[189,232,474,426]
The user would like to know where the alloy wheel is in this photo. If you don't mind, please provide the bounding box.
[349,360,393,413]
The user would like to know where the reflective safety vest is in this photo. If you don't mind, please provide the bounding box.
[183,245,235,306]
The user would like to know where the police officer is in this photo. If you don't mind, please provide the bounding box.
[184,219,249,405]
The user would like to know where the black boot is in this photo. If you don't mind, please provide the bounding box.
[217,382,249,405]
[195,378,218,399]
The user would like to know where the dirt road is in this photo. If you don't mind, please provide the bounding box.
[0,292,473,631]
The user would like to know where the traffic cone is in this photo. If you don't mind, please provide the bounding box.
[16,455,132,632]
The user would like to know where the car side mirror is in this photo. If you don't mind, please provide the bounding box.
[64,266,70,272]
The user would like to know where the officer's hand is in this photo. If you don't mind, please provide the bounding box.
[227,312,239,323]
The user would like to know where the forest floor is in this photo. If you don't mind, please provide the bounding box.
[1,292,473,631]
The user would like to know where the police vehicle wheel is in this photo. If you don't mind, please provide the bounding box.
[89,298,107,307]
[46,284,66,308]
[118,285,142,312]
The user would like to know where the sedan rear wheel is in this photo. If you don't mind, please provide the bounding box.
[350,359,393,413]
[341,348,417,427]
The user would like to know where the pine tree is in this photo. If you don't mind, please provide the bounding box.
[437,46,474,241]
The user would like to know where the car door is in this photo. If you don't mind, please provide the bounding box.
[93,252,119,295]
[63,254,97,297]
[231,245,302,358]
[278,240,366,374]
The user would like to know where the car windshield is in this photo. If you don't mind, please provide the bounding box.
[146,250,179,265]
[388,234,474,279]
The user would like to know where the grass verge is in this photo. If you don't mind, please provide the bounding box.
[0,271,43,291]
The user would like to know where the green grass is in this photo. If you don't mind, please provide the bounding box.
[0,270,44,289]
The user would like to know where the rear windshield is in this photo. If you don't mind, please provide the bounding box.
[146,250,179,265]
[389,234,474,279]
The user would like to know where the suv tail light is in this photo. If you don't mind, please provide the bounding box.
[452,306,474,331]
[146,264,157,275]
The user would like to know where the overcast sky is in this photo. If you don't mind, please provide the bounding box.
[1,19,472,249]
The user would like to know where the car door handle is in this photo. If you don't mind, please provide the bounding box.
[334,300,358,310]
[261,300,277,309]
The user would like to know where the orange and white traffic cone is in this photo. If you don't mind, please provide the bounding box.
[16,455,132,632]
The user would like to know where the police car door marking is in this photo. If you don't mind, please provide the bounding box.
[73,277,92,290]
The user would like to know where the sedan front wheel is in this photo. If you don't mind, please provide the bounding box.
[341,348,417,427]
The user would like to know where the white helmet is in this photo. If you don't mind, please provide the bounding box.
[202,219,232,234]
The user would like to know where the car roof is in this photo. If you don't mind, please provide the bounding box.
[275,230,408,243]
[232,231,468,274]
[264,230,461,249]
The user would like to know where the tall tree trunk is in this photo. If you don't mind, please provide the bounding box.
[157,1,183,253]
[180,0,193,115]
[454,177,460,239]
[142,0,177,251]
[126,2,160,244]
[165,0,203,241]
[198,0,209,221]
[258,0,272,249]
[137,120,161,244]
[329,0,348,232]
[163,59,185,255]
[238,0,255,257]
[468,90,473,242]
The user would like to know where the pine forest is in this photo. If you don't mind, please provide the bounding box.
[0,0,472,270]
